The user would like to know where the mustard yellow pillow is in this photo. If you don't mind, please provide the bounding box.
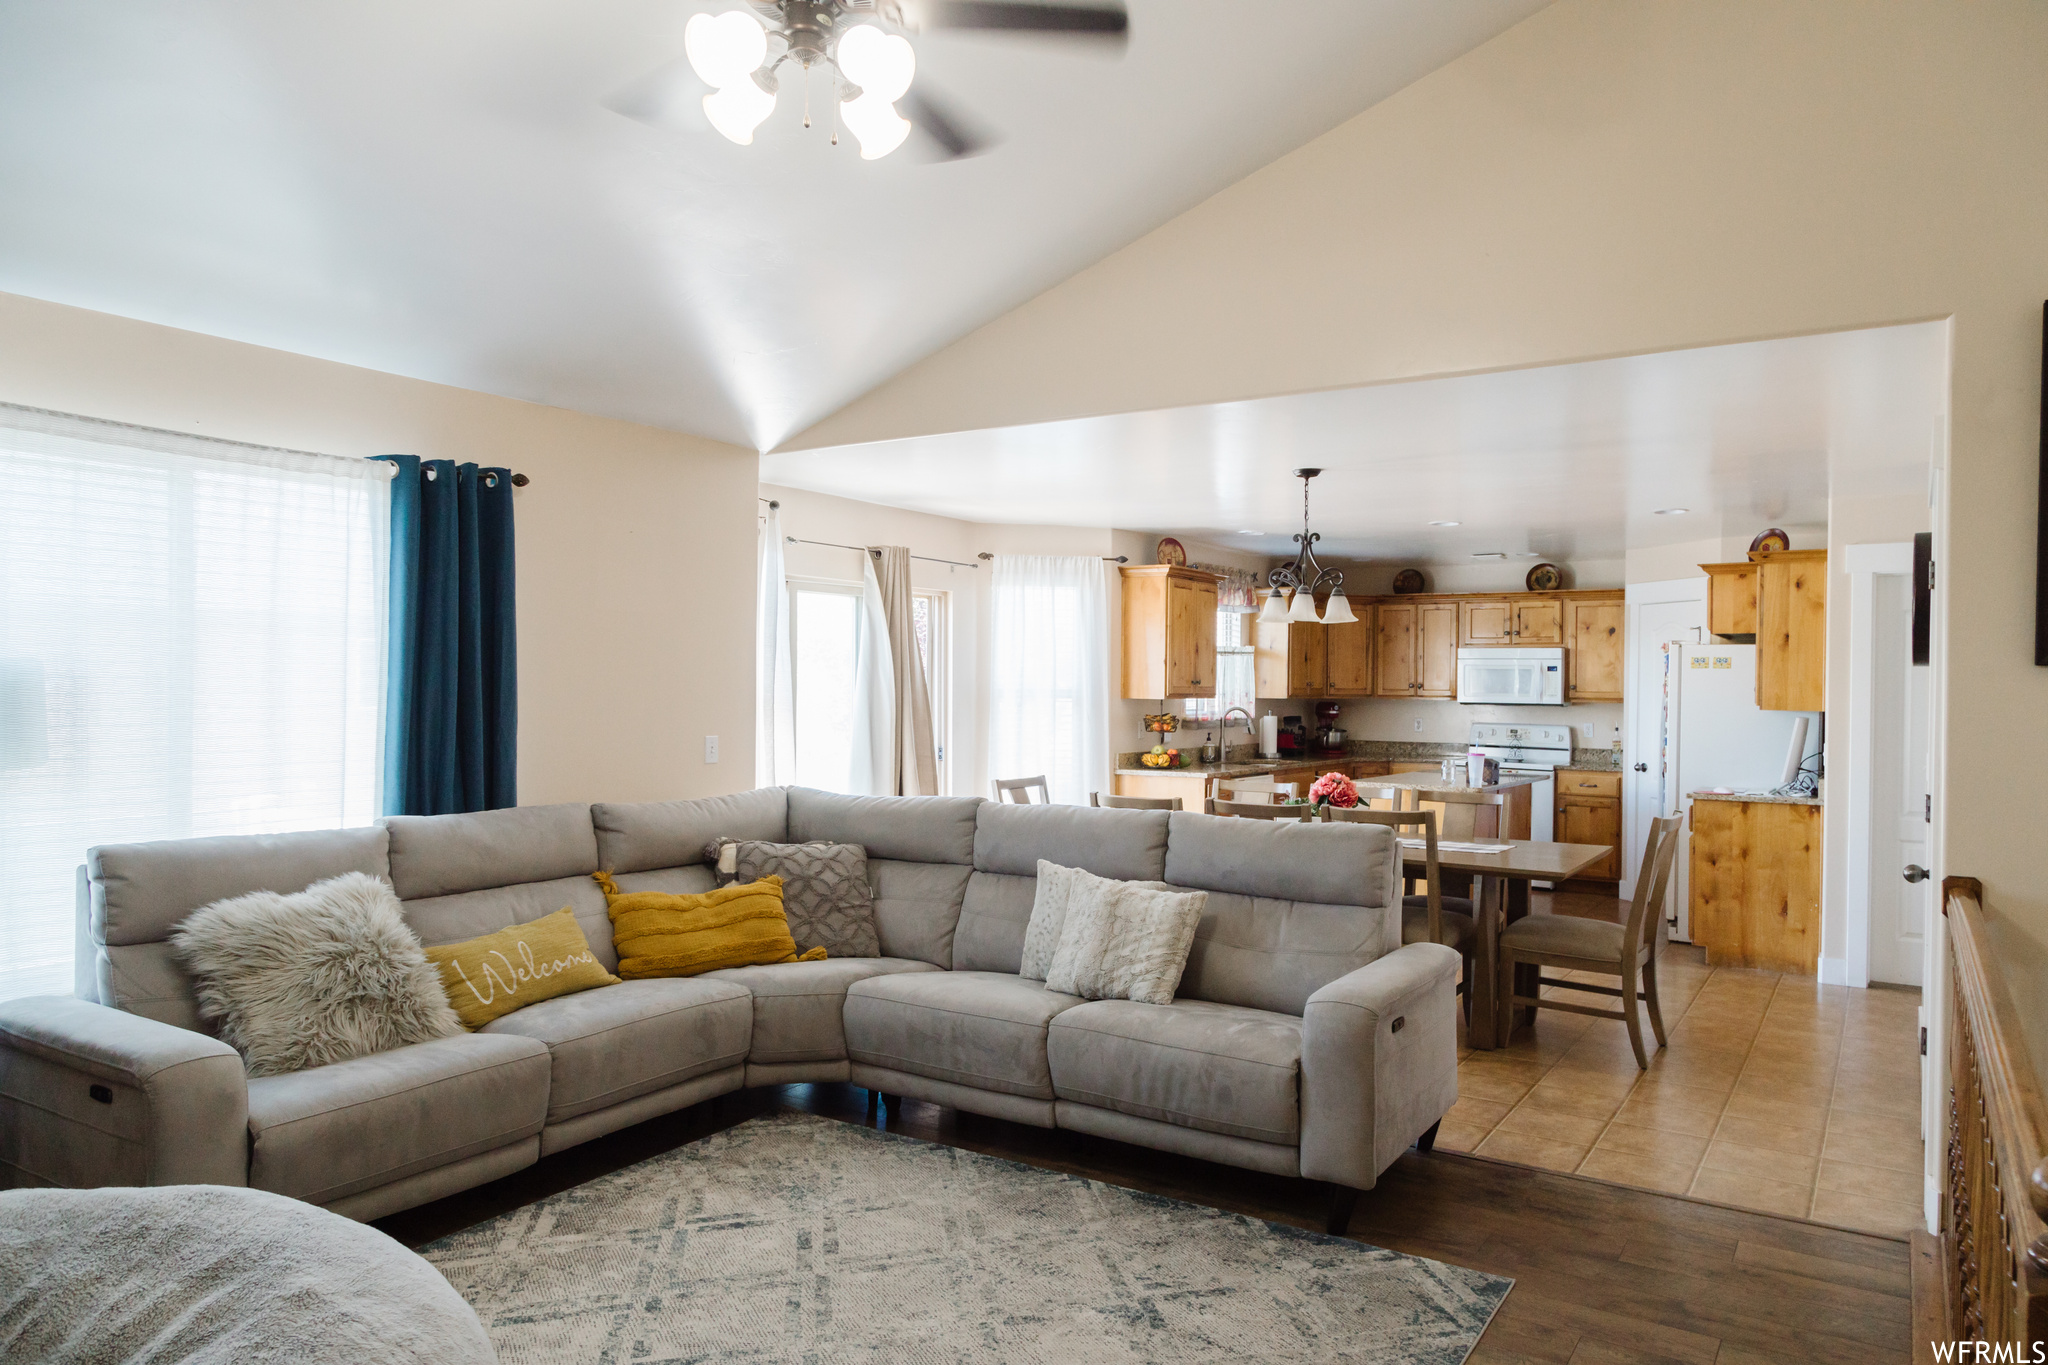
[595,871,827,979]
[424,907,621,1029]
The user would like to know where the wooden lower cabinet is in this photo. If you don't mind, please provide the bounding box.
[1554,768,1622,881]
[1688,798,1822,973]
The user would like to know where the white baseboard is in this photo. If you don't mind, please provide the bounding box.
[1818,956,1851,985]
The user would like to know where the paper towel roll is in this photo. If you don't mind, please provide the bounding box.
[1260,713,1279,760]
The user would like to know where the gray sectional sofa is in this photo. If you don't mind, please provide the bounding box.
[0,787,1460,1227]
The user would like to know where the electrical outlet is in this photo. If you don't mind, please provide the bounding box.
[1413,719,1423,732]
[704,735,719,764]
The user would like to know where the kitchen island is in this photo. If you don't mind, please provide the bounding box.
[1687,789,1824,974]
[1113,756,1538,839]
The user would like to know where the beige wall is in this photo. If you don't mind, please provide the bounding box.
[783,3,2048,969]
[0,290,759,808]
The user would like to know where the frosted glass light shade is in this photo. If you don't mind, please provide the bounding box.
[841,92,911,159]
[1255,589,1289,624]
[1285,589,1322,623]
[1320,593,1358,625]
[836,24,915,102]
[704,79,776,144]
[685,11,768,90]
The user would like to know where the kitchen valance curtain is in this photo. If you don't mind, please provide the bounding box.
[373,455,516,816]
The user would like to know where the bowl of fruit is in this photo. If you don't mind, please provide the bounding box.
[1140,744,1185,769]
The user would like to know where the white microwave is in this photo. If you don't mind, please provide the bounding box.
[1456,648,1566,705]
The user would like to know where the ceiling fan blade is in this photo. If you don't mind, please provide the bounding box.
[602,56,704,133]
[913,1,1128,42]
[902,86,996,160]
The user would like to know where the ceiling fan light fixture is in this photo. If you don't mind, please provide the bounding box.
[835,24,915,103]
[685,10,769,91]
[840,91,911,159]
[703,77,777,145]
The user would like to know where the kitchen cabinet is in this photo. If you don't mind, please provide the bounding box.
[1689,796,1822,973]
[1323,617,1374,696]
[1700,561,1760,636]
[1555,768,1622,882]
[1254,618,1325,699]
[1374,602,1457,697]
[1460,597,1562,646]
[1119,565,1220,700]
[1754,550,1826,712]
[1565,599,1625,702]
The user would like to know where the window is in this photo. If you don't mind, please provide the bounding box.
[0,405,388,1002]
[912,588,950,791]
[1184,607,1256,727]
[788,578,864,793]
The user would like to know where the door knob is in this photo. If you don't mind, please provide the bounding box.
[1633,763,1648,773]
[1903,865,1929,883]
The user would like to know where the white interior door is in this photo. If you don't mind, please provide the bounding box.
[1622,582,1705,932]
[1868,572,1930,986]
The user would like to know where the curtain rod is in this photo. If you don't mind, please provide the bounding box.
[785,535,980,570]
[976,552,1129,564]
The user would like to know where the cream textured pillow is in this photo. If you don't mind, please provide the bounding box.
[170,871,463,1077]
[1043,866,1207,1005]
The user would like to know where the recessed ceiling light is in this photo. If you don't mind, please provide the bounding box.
[1427,519,1460,527]
[1654,507,1690,516]
[1238,529,1261,535]
[1471,552,1507,560]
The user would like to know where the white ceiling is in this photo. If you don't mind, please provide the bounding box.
[760,322,1949,563]
[0,0,1547,451]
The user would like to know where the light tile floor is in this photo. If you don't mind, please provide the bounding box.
[1441,896,1926,1239]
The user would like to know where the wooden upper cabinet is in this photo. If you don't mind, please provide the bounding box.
[1374,603,1417,695]
[1119,565,1220,700]
[1415,603,1459,698]
[1565,599,1625,702]
[1254,617,1327,699]
[1460,599,1515,645]
[1701,562,1760,635]
[1460,596,1562,645]
[1323,616,1373,697]
[1754,550,1826,711]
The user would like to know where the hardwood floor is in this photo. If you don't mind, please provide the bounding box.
[377,1080,1913,1363]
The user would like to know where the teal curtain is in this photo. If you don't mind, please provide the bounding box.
[373,455,517,816]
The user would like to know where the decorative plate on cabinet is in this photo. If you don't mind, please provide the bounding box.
[1155,537,1187,567]
[1525,562,1562,591]
[1391,568,1427,594]
[1748,528,1791,553]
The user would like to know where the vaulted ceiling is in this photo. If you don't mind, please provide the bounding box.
[0,0,1547,451]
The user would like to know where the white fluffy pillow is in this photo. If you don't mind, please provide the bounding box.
[1043,865,1207,1006]
[170,871,463,1077]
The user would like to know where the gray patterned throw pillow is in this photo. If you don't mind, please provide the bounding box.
[705,839,880,959]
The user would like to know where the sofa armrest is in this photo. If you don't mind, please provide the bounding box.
[1298,943,1460,1191]
[0,995,249,1189]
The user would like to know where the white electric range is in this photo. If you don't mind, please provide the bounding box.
[1468,723,1572,848]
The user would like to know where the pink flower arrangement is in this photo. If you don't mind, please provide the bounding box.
[1309,771,1360,808]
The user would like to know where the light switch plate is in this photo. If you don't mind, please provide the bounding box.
[704,735,719,763]
[1412,719,1423,732]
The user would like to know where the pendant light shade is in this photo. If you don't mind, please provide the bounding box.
[1256,590,1289,624]
[1320,593,1358,625]
[1285,589,1322,623]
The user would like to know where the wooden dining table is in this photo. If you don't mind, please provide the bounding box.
[1399,838,1614,1050]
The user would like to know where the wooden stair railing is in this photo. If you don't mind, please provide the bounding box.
[1942,875,2048,1347]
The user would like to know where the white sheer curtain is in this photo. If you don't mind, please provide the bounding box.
[988,555,1109,805]
[846,552,896,796]
[755,503,796,787]
[0,404,389,1002]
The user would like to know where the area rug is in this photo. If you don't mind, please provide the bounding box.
[421,1112,1511,1364]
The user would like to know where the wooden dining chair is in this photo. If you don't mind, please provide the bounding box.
[991,775,1051,804]
[1419,787,1511,841]
[1496,814,1684,1069]
[1090,792,1184,811]
[1328,807,1473,1019]
[1205,797,1312,820]
[1214,783,1298,804]
[1353,783,1411,812]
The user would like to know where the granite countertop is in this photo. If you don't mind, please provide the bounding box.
[1117,738,1627,778]
[1111,752,1539,792]
[1689,789,1824,808]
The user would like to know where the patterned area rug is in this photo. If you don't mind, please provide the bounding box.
[422,1112,1510,1364]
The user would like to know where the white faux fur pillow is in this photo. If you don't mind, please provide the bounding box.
[170,871,463,1077]
[1043,865,1207,1006]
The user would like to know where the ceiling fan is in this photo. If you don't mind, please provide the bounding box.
[607,1,1128,161]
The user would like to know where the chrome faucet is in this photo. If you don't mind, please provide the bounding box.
[1219,707,1255,735]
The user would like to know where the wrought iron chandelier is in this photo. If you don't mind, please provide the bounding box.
[1256,468,1357,626]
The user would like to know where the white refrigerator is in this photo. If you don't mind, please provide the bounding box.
[1658,643,1821,941]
